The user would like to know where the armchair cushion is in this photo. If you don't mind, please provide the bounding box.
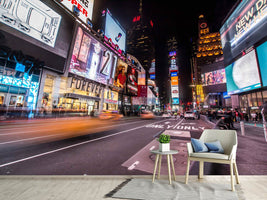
[205,140,224,154]
[191,138,208,152]
[190,152,230,160]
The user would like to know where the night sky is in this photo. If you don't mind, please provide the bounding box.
[93,0,238,103]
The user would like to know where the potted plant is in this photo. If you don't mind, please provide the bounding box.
[158,133,170,152]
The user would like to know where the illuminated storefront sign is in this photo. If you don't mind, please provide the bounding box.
[69,77,104,96]
[220,0,267,65]
[0,0,61,47]
[0,65,40,109]
[69,26,118,85]
[57,0,94,24]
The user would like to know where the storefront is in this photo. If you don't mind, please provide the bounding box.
[0,0,75,117]
[239,90,267,118]
[103,88,118,111]
[0,59,40,110]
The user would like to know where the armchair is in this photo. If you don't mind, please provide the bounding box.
[185,129,240,191]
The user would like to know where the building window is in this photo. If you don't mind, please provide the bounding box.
[263,90,267,103]
[257,92,263,107]
[42,74,55,108]
[252,92,257,107]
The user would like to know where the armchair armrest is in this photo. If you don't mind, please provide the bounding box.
[187,142,193,156]
[229,144,237,160]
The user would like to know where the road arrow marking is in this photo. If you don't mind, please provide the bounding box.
[128,161,140,170]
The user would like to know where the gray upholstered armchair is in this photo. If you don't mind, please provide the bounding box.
[185,129,240,191]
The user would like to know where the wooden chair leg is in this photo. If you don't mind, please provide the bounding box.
[233,162,240,184]
[199,161,204,179]
[185,159,190,184]
[230,163,235,191]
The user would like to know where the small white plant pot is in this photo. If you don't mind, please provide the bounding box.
[159,143,170,152]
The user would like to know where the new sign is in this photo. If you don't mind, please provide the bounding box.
[220,0,267,65]
[57,0,94,24]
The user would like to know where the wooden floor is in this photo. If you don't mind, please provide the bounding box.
[0,175,266,200]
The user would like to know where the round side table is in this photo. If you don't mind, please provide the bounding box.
[150,149,178,184]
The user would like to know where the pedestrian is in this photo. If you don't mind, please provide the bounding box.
[251,112,256,122]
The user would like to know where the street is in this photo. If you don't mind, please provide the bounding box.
[0,117,266,176]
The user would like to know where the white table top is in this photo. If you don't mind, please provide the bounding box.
[150,150,178,155]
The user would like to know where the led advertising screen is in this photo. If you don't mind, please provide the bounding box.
[69,27,118,85]
[201,69,226,86]
[113,59,128,88]
[103,9,126,52]
[172,98,179,105]
[171,76,178,86]
[225,50,261,95]
[0,0,61,47]
[256,41,267,87]
[220,0,267,66]
[57,0,94,24]
[171,86,179,98]
[127,66,138,95]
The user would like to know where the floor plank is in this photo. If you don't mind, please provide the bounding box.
[0,175,266,200]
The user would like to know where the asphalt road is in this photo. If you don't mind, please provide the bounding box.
[0,116,266,175]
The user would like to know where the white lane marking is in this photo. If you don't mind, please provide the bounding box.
[0,134,62,145]
[172,119,184,129]
[0,119,169,168]
[149,146,155,151]
[128,161,140,170]
[0,120,145,136]
[165,122,171,124]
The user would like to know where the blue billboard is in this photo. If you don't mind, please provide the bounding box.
[172,98,179,105]
[256,41,267,87]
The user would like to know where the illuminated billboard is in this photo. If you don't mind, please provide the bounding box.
[220,0,267,66]
[0,0,61,47]
[113,59,128,88]
[171,86,179,98]
[57,0,94,24]
[171,76,178,86]
[69,27,118,85]
[201,69,226,86]
[225,50,261,95]
[103,9,126,52]
[256,41,267,87]
[127,66,138,95]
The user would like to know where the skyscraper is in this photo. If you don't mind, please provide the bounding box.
[127,0,155,73]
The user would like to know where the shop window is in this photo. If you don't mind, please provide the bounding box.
[257,92,263,107]
[42,75,55,108]
[59,77,68,94]
[0,94,4,106]
[9,96,17,106]
[248,93,252,107]
[252,92,257,107]
[263,90,267,103]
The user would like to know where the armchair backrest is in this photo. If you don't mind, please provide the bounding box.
[199,129,237,155]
